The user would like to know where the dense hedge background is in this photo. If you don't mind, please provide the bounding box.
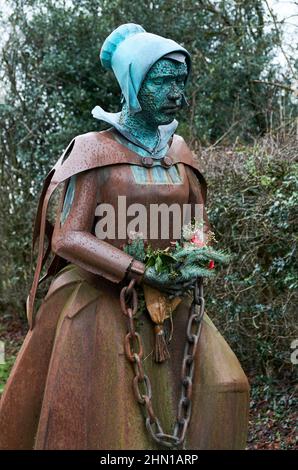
[202,133,297,378]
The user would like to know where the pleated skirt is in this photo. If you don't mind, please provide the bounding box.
[0,265,249,450]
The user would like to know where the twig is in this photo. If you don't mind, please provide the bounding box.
[251,79,296,92]
[264,0,297,78]
[207,120,242,149]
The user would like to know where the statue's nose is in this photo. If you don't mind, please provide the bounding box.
[167,84,181,103]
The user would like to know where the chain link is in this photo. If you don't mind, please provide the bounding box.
[119,276,205,449]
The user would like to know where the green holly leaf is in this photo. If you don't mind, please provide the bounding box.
[155,255,163,273]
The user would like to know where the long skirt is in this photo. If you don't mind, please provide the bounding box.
[0,265,249,450]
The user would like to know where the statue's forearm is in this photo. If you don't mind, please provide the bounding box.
[52,169,145,285]
[52,229,145,284]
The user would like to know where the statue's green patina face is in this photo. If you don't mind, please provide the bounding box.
[137,58,188,127]
[119,57,188,153]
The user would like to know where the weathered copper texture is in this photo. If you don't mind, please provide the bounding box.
[0,131,249,450]
[27,130,207,328]
[0,266,249,450]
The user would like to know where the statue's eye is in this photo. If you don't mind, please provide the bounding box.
[152,78,163,85]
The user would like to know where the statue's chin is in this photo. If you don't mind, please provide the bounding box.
[156,116,176,126]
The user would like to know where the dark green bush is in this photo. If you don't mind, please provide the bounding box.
[202,134,297,378]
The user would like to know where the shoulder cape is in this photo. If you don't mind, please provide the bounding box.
[27,129,207,329]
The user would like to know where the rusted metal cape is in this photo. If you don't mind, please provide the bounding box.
[27,129,207,329]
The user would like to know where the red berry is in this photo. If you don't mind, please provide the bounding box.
[208,260,215,269]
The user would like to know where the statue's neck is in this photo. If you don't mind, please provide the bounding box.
[119,105,159,151]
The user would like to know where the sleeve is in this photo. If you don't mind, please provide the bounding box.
[51,169,145,284]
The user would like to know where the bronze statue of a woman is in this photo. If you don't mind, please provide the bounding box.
[0,23,249,450]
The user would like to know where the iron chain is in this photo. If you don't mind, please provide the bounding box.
[120,277,205,449]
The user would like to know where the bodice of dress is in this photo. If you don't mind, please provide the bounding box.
[93,161,190,250]
[87,111,196,250]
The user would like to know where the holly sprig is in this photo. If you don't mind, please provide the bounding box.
[123,233,230,280]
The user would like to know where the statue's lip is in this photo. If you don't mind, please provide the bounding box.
[162,106,181,113]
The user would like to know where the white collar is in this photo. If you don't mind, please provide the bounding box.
[92,105,178,157]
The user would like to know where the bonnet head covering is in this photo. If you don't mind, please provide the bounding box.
[99,23,191,114]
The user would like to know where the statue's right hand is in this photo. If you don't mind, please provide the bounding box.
[143,266,196,298]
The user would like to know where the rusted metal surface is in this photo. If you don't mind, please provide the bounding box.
[0,132,249,450]
[0,264,249,449]
[26,130,207,328]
